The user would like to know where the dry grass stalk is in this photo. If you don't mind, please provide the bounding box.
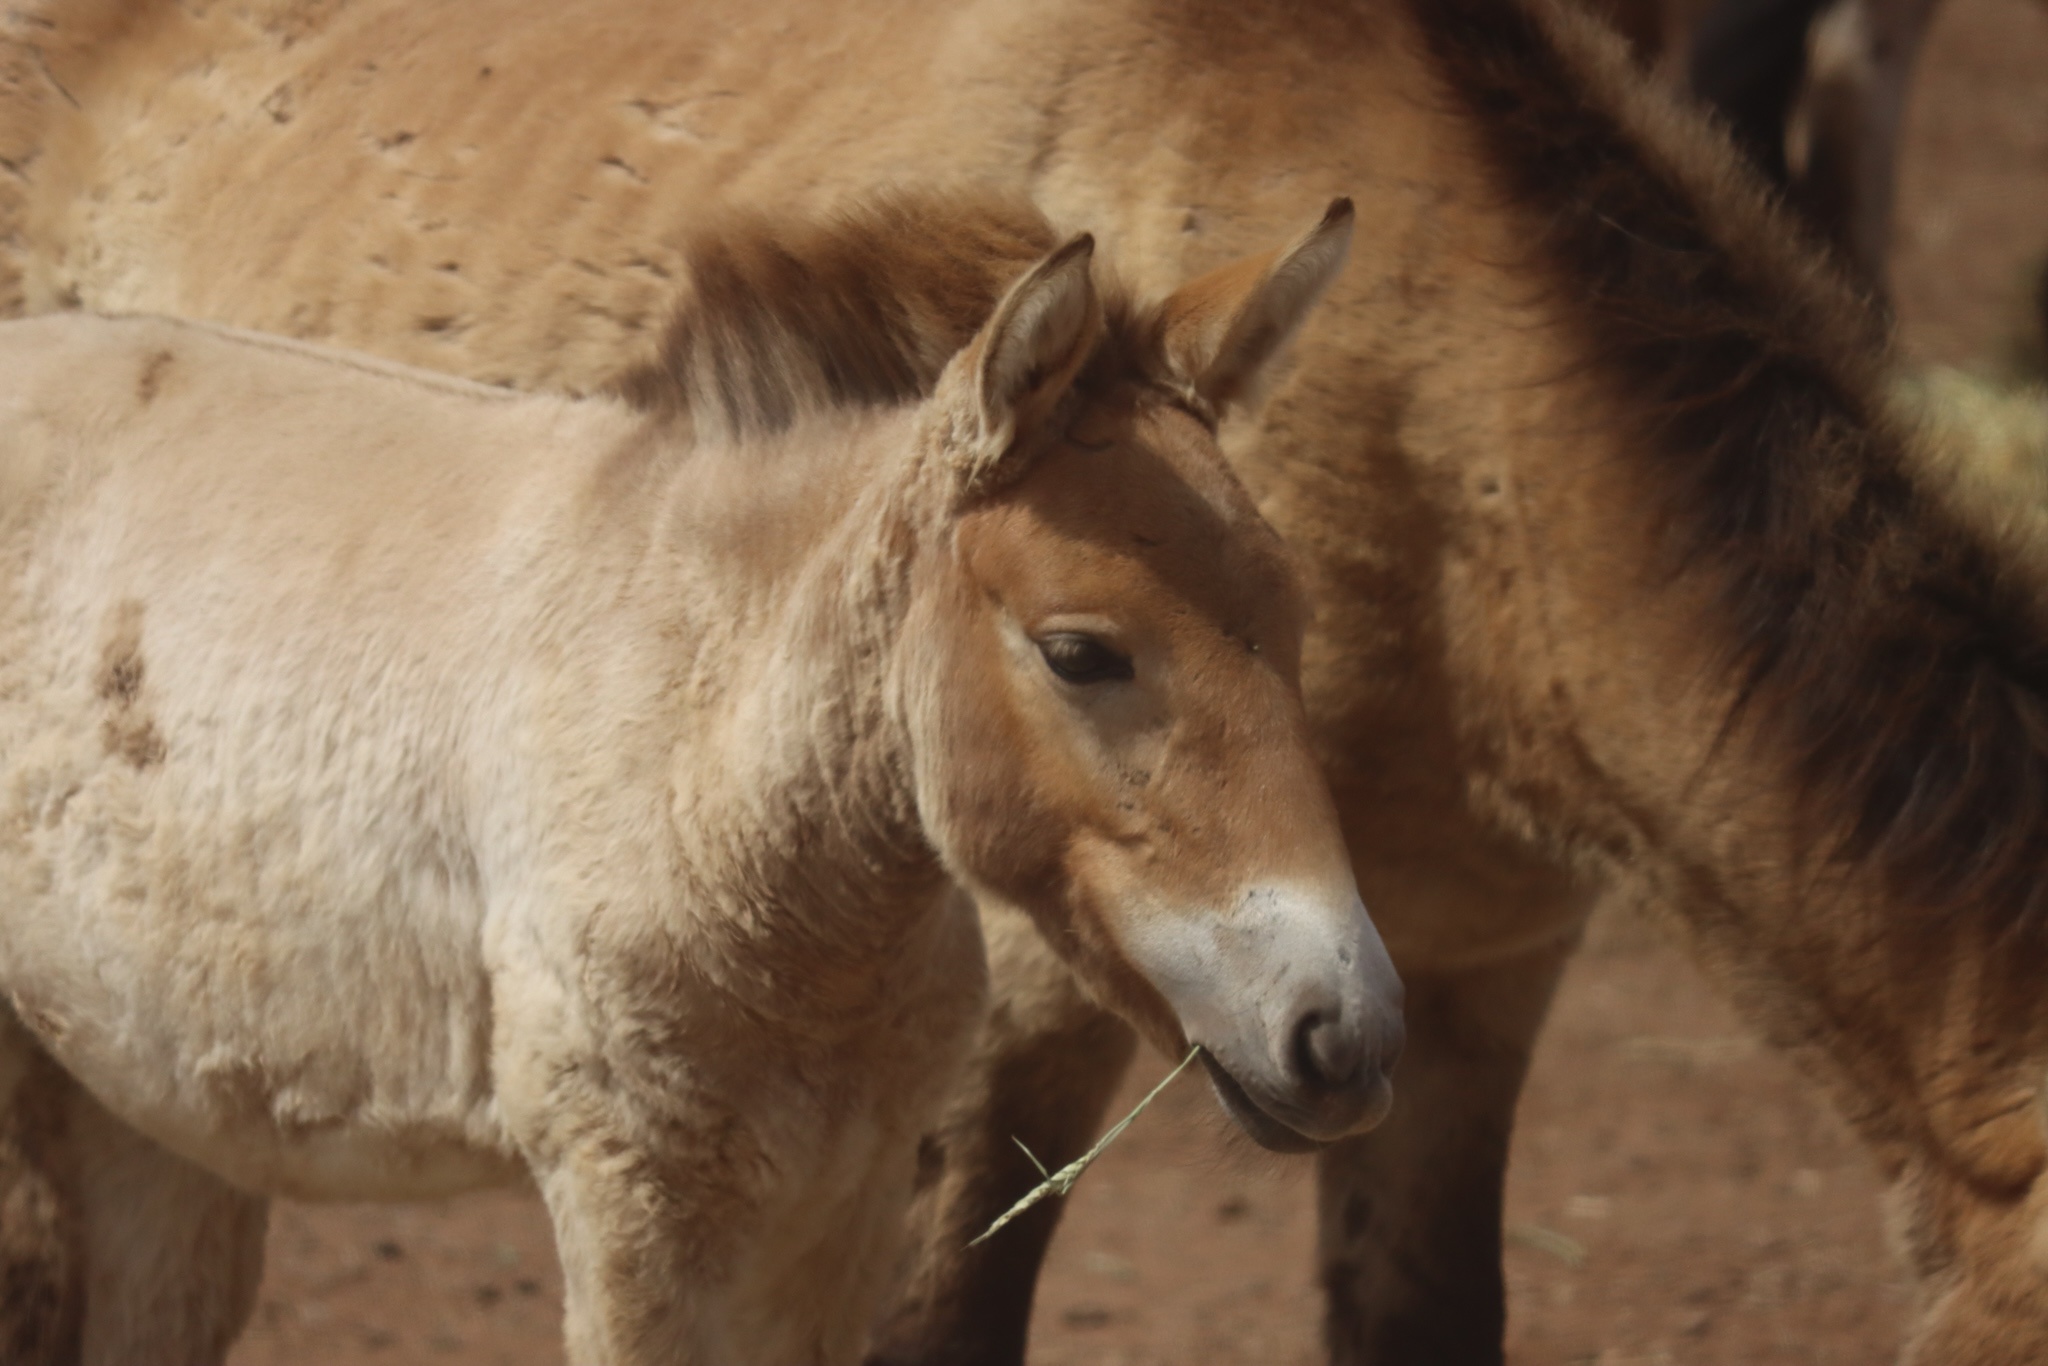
[969,1046,1203,1247]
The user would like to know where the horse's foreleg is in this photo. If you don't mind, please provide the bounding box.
[1317,931,1580,1366]
[866,903,1138,1366]
[60,1084,268,1366]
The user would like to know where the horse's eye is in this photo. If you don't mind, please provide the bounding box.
[1037,633,1134,685]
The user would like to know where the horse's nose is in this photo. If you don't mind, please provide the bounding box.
[1120,883,1404,1146]
[1286,991,1404,1105]
[1293,1006,1362,1094]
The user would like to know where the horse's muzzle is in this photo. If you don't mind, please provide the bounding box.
[1125,886,1406,1150]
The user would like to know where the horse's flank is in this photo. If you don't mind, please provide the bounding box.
[0,305,940,1102]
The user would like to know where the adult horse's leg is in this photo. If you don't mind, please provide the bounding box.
[0,1007,263,1366]
[868,903,1137,1366]
[62,1086,268,1366]
[1687,0,1943,295]
[1798,0,1945,292]
[0,1017,79,1366]
[1317,929,1583,1366]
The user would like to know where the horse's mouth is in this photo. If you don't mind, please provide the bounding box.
[1199,1049,1329,1155]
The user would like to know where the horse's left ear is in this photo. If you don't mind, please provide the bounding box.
[1156,198,1354,413]
[949,232,1102,493]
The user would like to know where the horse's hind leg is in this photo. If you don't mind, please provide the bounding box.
[1316,930,1580,1366]
[1,1010,265,1366]
[0,1015,81,1366]
[63,1084,268,1366]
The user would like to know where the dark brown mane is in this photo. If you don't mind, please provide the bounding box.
[1416,0,2048,930]
[615,191,1050,430]
[615,190,1166,439]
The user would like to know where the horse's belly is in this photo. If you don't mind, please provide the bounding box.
[5,914,520,1201]
[146,1096,524,1203]
[0,712,518,1202]
[5,909,521,1201]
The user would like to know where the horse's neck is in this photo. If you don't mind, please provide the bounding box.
[1375,0,2048,1191]
[1487,390,2048,1187]
[619,413,950,1002]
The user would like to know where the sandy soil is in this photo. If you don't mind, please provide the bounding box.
[224,0,2048,1360]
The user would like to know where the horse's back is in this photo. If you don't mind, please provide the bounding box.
[6,0,1402,392]
[0,311,621,577]
[0,311,602,697]
[0,313,187,503]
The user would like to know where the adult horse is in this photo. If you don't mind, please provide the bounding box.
[0,197,1395,1363]
[6,0,2048,1362]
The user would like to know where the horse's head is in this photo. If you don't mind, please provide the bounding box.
[901,202,1402,1150]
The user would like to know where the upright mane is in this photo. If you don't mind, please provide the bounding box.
[615,191,1050,434]
[1417,0,2048,930]
[615,190,1169,442]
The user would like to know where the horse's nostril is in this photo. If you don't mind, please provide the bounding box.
[1292,1008,1365,1094]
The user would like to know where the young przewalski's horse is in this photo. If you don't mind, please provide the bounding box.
[0,199,1399,1364]
[8,0,2048,1362]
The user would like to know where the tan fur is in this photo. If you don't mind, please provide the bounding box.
[5,0,2048,1361]
[0,203,1392,1364]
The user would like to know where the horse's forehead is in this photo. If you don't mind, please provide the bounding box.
[966,401,1302,624]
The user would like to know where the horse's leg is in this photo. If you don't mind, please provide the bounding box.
[0,1003,263,1366]
[867,902,1138,1366]
[536,1091,940,1365]
[1317,928,1582,1366]
[1797,0,1945,294]
[0,1014,80,1366]
[61,1083,268,1366]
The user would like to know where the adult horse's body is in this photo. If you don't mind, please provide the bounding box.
[6,0,2048,1362]
[0,198,1395,1364]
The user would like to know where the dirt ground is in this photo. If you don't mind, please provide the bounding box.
[224,0,2048,1361]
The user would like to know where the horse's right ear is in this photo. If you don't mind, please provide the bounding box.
[947,233,1101,494]
[1155,198,1353,414]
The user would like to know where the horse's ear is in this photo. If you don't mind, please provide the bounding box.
[1156,198,1353,413]
[950,232,1101,492]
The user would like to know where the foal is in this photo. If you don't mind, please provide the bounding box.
[0,201,1399,1363]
